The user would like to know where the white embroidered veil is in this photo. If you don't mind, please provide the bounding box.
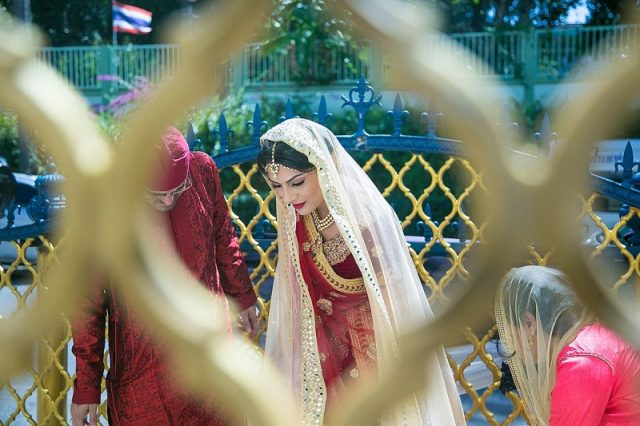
[494,265,590,424]
[262,118,465,425]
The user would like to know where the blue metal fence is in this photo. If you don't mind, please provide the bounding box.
[4,77,640,244]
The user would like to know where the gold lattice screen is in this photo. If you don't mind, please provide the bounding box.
[2,1,640,425]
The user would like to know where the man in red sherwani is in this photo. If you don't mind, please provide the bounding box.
[70,127,258,426]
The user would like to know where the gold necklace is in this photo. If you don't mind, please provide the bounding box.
[311,209,334,231]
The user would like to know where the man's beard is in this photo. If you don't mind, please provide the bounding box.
[148,199,176,212]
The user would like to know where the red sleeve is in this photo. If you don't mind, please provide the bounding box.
[549,355,613,426]
[70,278,107,404]
[205,155,257,310]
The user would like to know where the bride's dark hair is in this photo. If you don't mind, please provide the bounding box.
[257,139,315,173]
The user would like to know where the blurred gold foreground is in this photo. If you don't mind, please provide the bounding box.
[1,1,640,425]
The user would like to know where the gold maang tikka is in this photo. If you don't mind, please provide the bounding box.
[269,141,279,175]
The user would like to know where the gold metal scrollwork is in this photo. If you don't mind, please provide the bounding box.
[1,1,295,425]
[1,0,639,425]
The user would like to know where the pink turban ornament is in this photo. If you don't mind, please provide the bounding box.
[151,127,190,191]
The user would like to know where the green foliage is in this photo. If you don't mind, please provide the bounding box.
[95,111,124,143]
[187,91,314,154]
[28,0,188,46]
[433,0,623,33]
[262,0,365,84]
[0,110,19,169]
[0,110,54,174]
[7,0,628,49]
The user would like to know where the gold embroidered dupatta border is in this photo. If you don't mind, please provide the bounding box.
[280,207,327,425]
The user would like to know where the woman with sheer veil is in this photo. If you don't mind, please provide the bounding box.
[257,118,465,425]
[495,265,640,425]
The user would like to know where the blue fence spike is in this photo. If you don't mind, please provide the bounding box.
[279,98,298,122]
[186,121,200,151]
[387,94,409,137]
[534,113,556,154]
[420,112,442,138]
[458,221,467,242]
[247,103,268,146]
[27,160,65,223]
[615,141,640,186]
[416,220,435,242]
[0,159,16,229]
[257,218,274,239]
[421,200,435,242]
[312,96,333,126]
[450,221,459,238]
[618,203,640,246]
[341,75,382,137]
[540,114,551,137]
[499,103,520,146]
[220,113,231,153]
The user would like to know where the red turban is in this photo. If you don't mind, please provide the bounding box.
[151,127,190,191]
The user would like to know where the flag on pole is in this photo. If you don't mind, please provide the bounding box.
[112,1,152,35]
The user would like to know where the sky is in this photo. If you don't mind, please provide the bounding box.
[566,0,590,24]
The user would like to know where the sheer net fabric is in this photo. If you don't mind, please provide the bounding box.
[262,118,465,425]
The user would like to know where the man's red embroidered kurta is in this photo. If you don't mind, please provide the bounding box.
[71,153,256,425]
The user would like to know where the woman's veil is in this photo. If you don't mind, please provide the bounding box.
[494,265,590,424]
[262,118,465,425]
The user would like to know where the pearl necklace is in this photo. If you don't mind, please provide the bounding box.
[311,210,334,231]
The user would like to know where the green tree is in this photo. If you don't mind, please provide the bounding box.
[432,0,627,33]
[0,0,196,46]
[261,0,364,83]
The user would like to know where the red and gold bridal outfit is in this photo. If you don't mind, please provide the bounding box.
[262,118,466,425]
[71,153,256,426]
[296,214,376,399]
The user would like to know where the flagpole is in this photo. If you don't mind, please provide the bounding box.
[112,1,117,47]
[111,1,117,96]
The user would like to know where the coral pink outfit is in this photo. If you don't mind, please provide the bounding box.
[550,323,640,425]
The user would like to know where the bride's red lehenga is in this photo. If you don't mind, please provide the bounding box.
[296,214,376,400]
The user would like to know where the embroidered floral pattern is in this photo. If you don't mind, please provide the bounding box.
[350,368,360,379]
[323,233,351,266]
[317,298,333,315]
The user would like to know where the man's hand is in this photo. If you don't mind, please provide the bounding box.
[71,403,98,426]
[238,305,259,338]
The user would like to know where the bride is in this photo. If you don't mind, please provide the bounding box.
[257,118,465,425]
